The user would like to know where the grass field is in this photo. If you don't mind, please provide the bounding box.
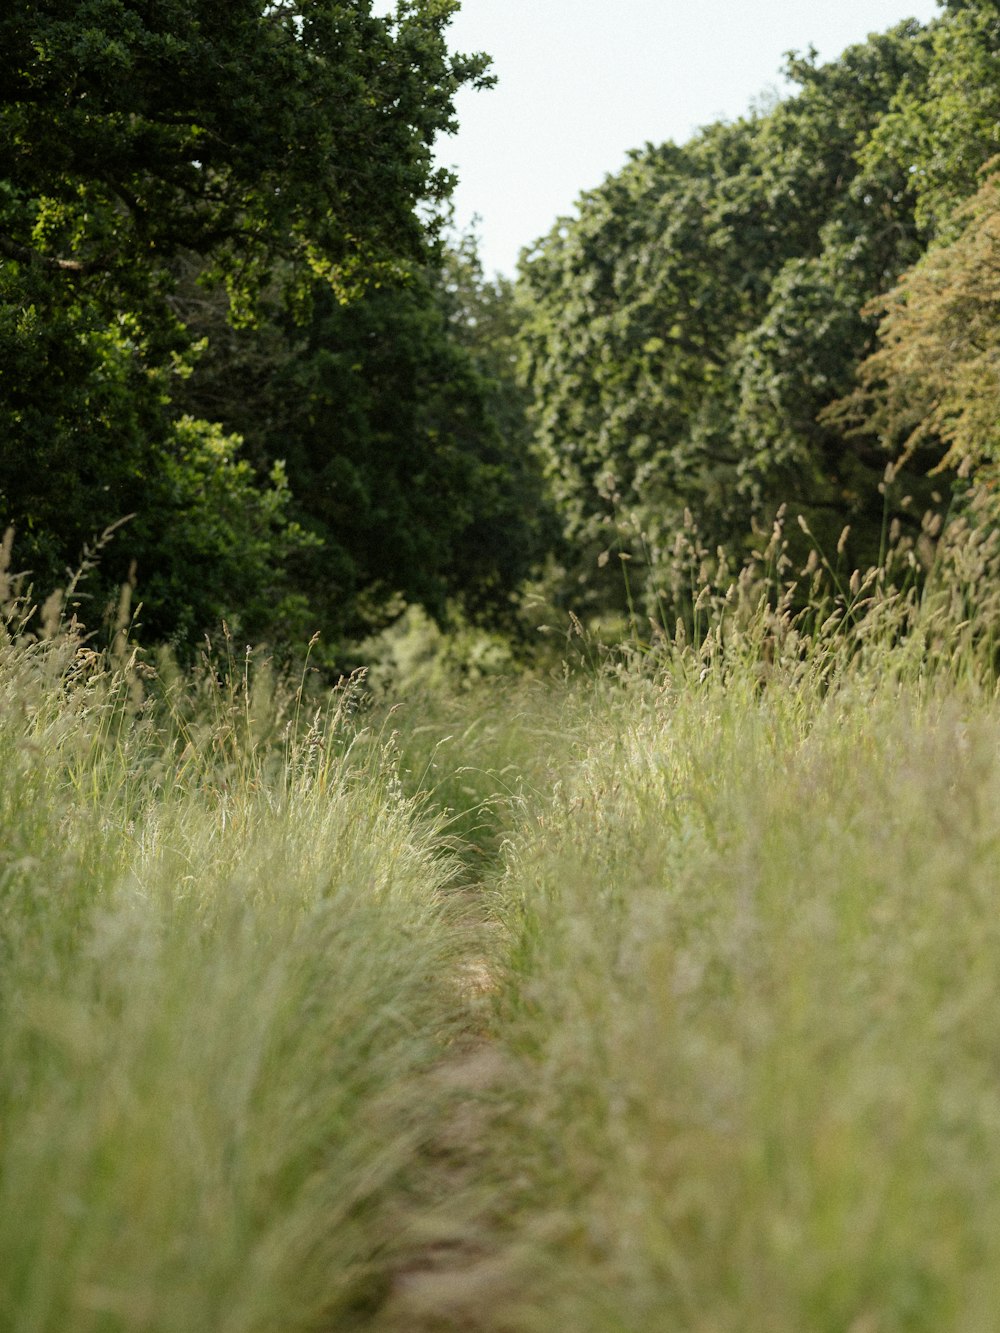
[485,669,1000,1331]
[4,540,1000,1330]
[0,631,471,1331]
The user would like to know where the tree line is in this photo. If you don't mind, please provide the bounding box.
[2,0,999,659]
[519,0,1000,628]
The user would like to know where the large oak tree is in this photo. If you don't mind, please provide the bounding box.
[0,0,529,650]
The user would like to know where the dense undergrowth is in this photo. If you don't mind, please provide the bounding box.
[4,505,1000,1330]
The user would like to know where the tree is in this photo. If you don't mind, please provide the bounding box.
[862,0,1000,237]
[0,261,312,644]
[170,235,551,645]
[514,21,945,625]
[0,0,493,646]
[830,2,1000,509]
[0,0,488,300]
[838,166,1000,479]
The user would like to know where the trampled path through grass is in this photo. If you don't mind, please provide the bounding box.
[371,883,518,1332]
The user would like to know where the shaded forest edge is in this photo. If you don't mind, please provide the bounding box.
[4,0,1000,677]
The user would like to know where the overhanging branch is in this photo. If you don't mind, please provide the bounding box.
[0,232,106,274]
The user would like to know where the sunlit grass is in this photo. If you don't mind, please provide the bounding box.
[0,628,467,1333]
[487,649,1000,1332]
[7,500,1000,1331]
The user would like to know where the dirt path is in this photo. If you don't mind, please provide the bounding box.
[375,918,520,1331]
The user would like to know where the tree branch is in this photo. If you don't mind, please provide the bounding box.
[0,232,106,274]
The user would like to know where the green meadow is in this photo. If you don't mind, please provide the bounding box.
[3,532,1000,1333]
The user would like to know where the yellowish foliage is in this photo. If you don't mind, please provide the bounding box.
[840,163,1000,475]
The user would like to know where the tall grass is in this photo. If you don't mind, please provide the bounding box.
[7,493,1000,1332]
[372,676,593,880]
[0,622,467,1332]
[479,583,1000,1330]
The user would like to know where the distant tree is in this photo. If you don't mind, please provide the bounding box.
[516,22,941,625]
[837,166,1000,479]
[862,0,1000,237]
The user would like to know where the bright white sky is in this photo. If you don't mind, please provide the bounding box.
[416,0,943,276]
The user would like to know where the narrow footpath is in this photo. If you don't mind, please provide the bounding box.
[375,905,519,1332]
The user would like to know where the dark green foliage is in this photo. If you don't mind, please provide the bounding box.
[0,0,487,298]
[0,252,310,644]
[171,244,551,644]
[273,266,548,633]
[0,0,530,652]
